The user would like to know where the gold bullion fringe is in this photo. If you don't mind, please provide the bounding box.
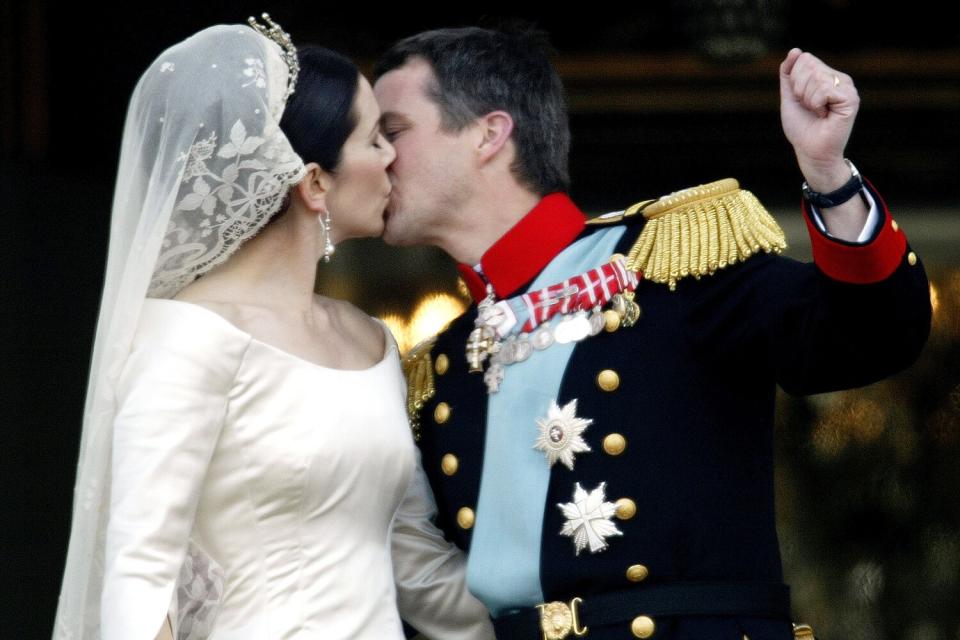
[626,178,787,290]
[401,336,437,441]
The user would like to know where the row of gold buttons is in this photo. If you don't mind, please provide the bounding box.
[624,523,650,635]
[431,353,478,529]
[601,364,652,623]
[597,369,627,463]
[595,366,649,589]
[596,365,627,459]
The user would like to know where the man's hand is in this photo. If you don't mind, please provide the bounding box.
[780,47,869,240]
[779,47,860,191]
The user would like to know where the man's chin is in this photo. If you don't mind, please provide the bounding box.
[380,216,404,246]
[382,205,432,247]
[381,207,410,245]
[381,227,412,247]
[382,222,425,248]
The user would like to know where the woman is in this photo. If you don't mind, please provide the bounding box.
[53,17,493,640]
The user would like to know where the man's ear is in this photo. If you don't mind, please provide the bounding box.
[293,162,333,212]
[476,111,514,165]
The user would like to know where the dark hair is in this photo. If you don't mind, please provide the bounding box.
[280,46,360,173]
[374,25,570,195]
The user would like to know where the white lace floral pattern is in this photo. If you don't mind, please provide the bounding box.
[150,118,305,298]
[178,131,217,182]
[176,544,224,640]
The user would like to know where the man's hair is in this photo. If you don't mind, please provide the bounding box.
[374,25,571,195]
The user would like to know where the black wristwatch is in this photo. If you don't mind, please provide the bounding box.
[801,159,867,208]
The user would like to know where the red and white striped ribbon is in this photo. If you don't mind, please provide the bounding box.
[519,258,639,332]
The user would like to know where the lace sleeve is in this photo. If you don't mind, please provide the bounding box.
[175,543,224,640]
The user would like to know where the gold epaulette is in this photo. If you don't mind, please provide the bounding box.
[625,178,787,290]
[401,336,438,441]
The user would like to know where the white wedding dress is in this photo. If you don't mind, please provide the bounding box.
[101,298,492,640]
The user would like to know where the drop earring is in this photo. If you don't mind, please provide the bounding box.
[319,208,335,262]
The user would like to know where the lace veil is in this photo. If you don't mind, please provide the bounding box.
[54,22,306,638]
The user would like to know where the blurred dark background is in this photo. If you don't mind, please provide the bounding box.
[3,1,958,638]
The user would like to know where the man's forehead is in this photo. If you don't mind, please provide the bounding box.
[374,58,439,124]
[374,57,434,100]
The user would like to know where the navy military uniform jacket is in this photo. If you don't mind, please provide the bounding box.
[406,183,930,640]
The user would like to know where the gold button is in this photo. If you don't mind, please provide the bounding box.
[456,507,475,529]
[626,564,649,582]
[615,498,637,520]
[793,624,815,640]
[435,353,450,375]
[597,369,620,392]
[434,402,451,424]
[603,433,627,456]
[441,454,459,476]
[908,251,917,266]
[610,253,626,263]
[631,615,655,638]
[603,309,622,332]
[891,219,899,232]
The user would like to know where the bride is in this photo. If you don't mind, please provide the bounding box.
[53,16,493,640]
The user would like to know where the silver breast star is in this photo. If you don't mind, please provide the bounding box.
[533,399,592,470]
[557,482,622,555]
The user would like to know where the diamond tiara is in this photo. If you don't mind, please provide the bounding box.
[247,13,299,103]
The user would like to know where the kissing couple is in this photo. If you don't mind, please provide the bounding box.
[54,14,931,640]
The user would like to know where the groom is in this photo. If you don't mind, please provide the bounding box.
[374,27,930,639]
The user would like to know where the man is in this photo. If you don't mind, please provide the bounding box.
[374,27,930,639]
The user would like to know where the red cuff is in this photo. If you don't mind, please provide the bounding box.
[803,179,908,284]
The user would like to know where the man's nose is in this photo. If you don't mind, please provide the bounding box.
[383,140,397,166]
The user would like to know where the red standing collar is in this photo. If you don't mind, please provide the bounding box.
[457,193,587,303]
